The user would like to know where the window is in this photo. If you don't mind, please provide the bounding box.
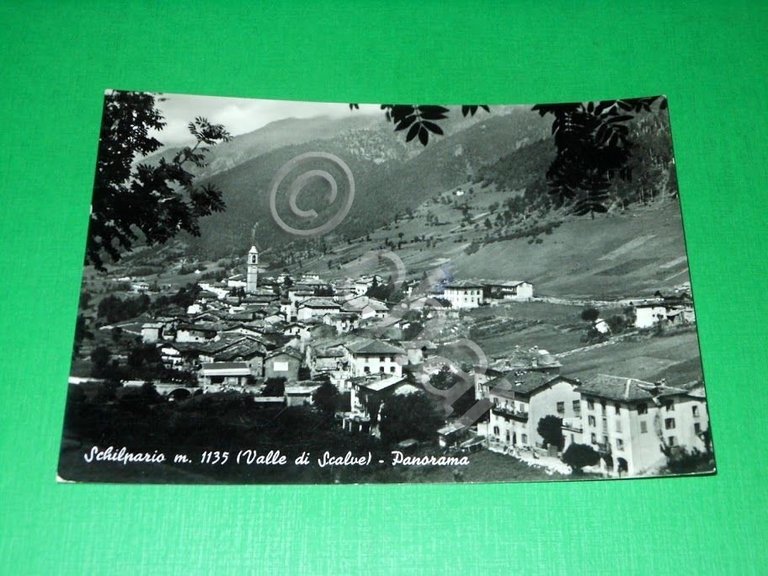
[637,403,648,415]
[640,421,648,434]
[692,405,700,418]
[665,402,675,412]
[390,366,396,373]
[521,434,528,445]
[616,439,624,451]
[590,433,597,444]
[665,418,676,430]
[694,423,702,434]
[379,366,385,373]
[556,402,565,414]
[379,356,385,362]
[614,403,621,414]
[668,436,676,446]
[493,426,499,436]
[587,399,594,410]
[588,415,596,427]
[573,400,581,413]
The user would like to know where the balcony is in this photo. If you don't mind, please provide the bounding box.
[491,405,529,422]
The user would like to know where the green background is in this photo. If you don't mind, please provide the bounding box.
[1,1,766,574]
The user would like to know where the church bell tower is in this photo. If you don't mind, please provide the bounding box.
[246,245,258,294]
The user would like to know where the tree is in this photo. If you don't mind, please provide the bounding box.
[532,97,667,216]
[429,366,475,417]
[356,98,666,217]
[606,314,626,334]
[378,391,443,445]
[87,90,230,269]
[537,415,564,450]
[312,381,340,418]
[581,307,600,323]
[90,346,111,376]
[350,104,490,146]
[562,443,601,474]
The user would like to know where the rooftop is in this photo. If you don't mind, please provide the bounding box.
[486,372,572,398]
[346,339,406,356]
[576,374,691,403]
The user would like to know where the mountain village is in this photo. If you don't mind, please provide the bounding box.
[73,242,709,478]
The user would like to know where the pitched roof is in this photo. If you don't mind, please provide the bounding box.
[445,281,484,289]
[346,339,405,356]
[355,375,408,392]
[576,374,690,403]
[486,372,573,398]
[341,295,389,312]
[298,298,340,309]
[266,346,303,360]
[214,339,267,361]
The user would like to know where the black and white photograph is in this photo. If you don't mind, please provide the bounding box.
[58,91,715,484]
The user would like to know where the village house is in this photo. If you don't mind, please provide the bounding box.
[353,275,383,296]
[483,280,534,302]
[198,362,253,390]
[346,339,407,378]
[284,383,321,407]
[443,281,484,309]
[305,340,351,389]
[175,322,219,343]
[141,322,163,343]
[212,338,267,377]
[321,312,360,334]
[634,303,668,328]
[296,298,342,321]
[475,347,561,397]
[343,374,412,434]
[159,340,238,370]
[341,295,389,320]
[264,347,303,382]
[576,375,710,477]
[241,292,280,308]
[483,372,582,454]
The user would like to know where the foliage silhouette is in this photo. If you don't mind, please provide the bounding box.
[87,90,230,269]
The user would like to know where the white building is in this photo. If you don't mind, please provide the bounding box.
[485,372,582,453]
[296,298,341,321]
[576,375,710,476]
[484,280,534,301]
[346,339,406,378]
[634,304,667,328]
[443,282,484,309]
[198,362,253,389]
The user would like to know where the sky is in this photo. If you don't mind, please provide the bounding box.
[151,92,380,147]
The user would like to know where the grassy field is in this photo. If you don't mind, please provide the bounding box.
[297,189,691,302]
[562,329,704,385]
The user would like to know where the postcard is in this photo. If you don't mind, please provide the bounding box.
[58,91,715,484]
